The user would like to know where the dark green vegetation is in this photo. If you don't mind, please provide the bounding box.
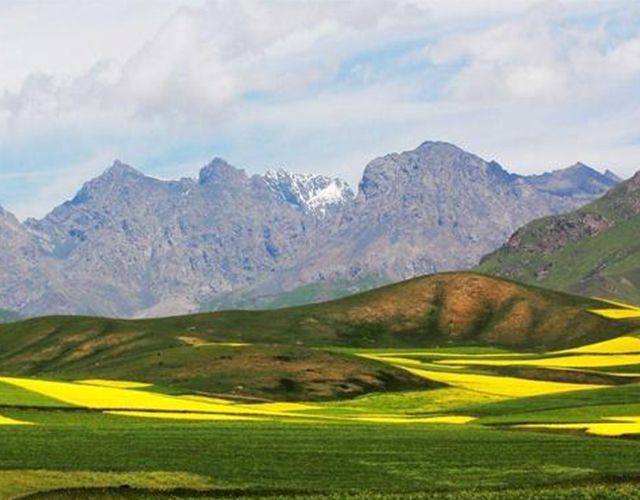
[23,484,640,500]
[479,171,640,304]
[3,414,640,499]
[1,272,638,400]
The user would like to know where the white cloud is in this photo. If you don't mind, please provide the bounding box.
[1,0,640,219]
[1,0,432,131]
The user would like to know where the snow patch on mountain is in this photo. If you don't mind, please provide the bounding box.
[264,169,354,216]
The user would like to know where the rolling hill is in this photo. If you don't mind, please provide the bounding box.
[478,171,640,304]
[0,272,637,401]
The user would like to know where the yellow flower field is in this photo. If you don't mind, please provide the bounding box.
[106,411,260,421]
[405,368,604,398]
[354,415,475,424]
[0,415,33,425]
[519,416,640,437]
[0,377,262,415]
[435,353,640,369]
[558,336,640,354]
[77,379,152,389]
[589,298,640,319]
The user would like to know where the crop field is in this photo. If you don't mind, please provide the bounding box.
[2,287,640,498]
[3,337,640,498]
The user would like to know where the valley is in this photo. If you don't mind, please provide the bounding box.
[3,3,640,498]
[1,274,640,497]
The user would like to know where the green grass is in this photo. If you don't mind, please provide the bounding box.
[21,483,640,499]
[478,174,640,305]
[467,383,640,420]
[4,274,640,497]
[3,413,640,497]
[309,387,505,416]
[0,380,71,408]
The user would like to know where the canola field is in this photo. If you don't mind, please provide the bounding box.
[3,309,640,497]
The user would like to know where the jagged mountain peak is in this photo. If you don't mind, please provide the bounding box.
[263,168,354,215]
[605,169,622,182]
[359,141,495,200]
[103,160,144,179]
[66,161,150,207]
[527,161,620,197]
[198,158,247,186]
[566,161,594,171]
[415,140,467,154]
[0,140,625,319]
[0,205,19,225]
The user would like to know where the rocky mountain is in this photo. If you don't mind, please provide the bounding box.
[527,162,621,198]
[263,169,354,217]
[0,141,621,318]
[478,170,640,303]
[22,159,324,317]
[229,142,621,306]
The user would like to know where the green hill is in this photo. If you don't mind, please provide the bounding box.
[0,272,637,401]
[478,171,640,303]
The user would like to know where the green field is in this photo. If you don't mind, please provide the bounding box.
[4,334,640,498]
[3,275,640,498]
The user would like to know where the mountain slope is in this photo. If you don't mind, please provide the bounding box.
[263,168,354,217]
[527,162,620,198]
[0,141,620,318]
[218,142,620,307]
[22,160,329,317]
[478,171,640,303]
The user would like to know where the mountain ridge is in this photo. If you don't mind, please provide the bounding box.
[478,170,640,303]
[0,140,621,318]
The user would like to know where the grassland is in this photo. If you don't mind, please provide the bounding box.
[3,275,640,497]
[3,331,640,498]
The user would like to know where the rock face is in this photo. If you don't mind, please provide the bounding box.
[265,142,620,290]
[263,169,354,217]
[478,171,640,303]
[0,141,621,318]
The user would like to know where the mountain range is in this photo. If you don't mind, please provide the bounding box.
[479,170,640,304]
[0,140,620,318]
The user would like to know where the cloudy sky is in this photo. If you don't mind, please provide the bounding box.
[1,0,639,219]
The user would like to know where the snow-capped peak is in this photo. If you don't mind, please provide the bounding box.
[264,168,354,217]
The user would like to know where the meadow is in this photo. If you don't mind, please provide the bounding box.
[4,332,640,498]
[2,280,640,498]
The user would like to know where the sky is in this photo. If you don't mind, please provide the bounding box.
[1,0,640,219]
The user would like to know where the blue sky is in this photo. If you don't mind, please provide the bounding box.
[1,0,640,219]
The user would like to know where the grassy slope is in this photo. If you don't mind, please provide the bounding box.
[478,173,640,303]
[0,272,637,399]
